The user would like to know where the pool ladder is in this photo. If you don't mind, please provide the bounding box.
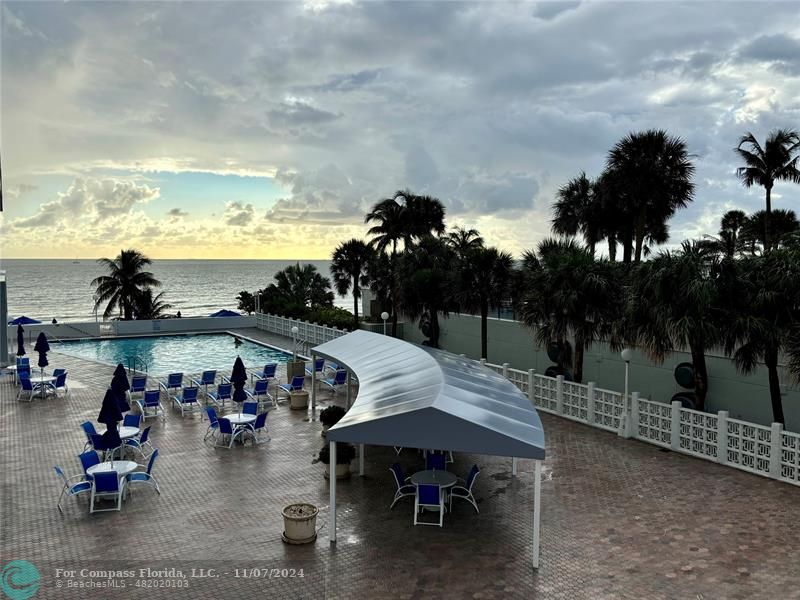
[127,355,148,375]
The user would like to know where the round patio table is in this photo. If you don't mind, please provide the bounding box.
[99,426,140,459]
[28,374,55,399]
[86,460,139,478]
[225,413,256,425]
[410,470,457,488]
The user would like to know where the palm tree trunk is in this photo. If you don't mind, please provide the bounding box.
[607,233,617,262]
[352,279,360,329]
[765,346,784,424]
[622,226,633,263]
[634,211,646,263]
[573,331,584,383]
[690,345,708,412]
[588,239,596,257]
[764,184,772,251]
[480,301,488,359]
[430,310,440,348]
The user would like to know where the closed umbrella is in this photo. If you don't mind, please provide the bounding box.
[33,332,49,398]
[110,363,131,413]
[98,388,123,459]
[16,325,25,357]
[230,356,248,406]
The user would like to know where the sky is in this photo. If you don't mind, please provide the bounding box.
[1,1,799,260]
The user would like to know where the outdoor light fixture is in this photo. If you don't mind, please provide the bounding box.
[381,311,389,336]
[291,326,299,361]
[620,348,633,437]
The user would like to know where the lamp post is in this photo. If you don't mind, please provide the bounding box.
[291,326,299,361]
[380,311,389,336]
[620,348,633,437]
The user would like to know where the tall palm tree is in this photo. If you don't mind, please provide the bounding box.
[453,246,513,360]
[134,288,173,320]
[445,226,484,258]
[605,130,695,263]
[516,238,621,383]
[721,249,800,424]
[394,189,446,244]
[735,128,800,251]
[330,239,373,327]
[92,249,161,320]
[739,209,800,253]
[699,210,748,259]
[365,198,406,256]
[626,241,721,410]
[552,172,605,255]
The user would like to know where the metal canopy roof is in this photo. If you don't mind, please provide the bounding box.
[312,330,545,459]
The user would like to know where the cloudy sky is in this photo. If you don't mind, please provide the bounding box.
[1,1,799,259]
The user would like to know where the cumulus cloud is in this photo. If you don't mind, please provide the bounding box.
[224,201,255,226]
[167,207,188,219]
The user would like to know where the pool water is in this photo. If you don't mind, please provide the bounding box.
[54,333,292,375]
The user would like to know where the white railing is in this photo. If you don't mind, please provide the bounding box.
[254,313,347,346]
[486,360,799,488]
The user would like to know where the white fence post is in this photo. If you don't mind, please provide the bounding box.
[528,369,535,406]
[670,401,681,451]
[769,422,783,479]
[717,411,729,465]
[480,358,486,366]
[502,362,509,379]
[587,382,595,425]
[630,392,640,439]
[556,375,564,415]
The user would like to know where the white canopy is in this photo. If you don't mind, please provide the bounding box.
[311,330,545,459]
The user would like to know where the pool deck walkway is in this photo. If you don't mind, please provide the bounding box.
[1,333,800,599]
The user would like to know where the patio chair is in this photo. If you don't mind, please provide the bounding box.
[53,466,91,513]
[204,407,220,440]
[245,379,275,409]
[323,361,339,376]
[190,370,217,396]
[389,463,416,509]
[276,375,305,402]
[126,449,160,496]
[215,418,245,449]
[123,413,142,429]
[42,372,69,397]
[80,422,97,451]
[251,363,278,386]
[320,369,347,395]
[159,373,184,396]
[138,389,165,421]
[425,452,447,471]
[17,376,36,402]
[129,375,148,400]
[124,426,154,460]
[242,401,258,416]
[88,433,120,461]
[17,357,29,366]
[90,471,125,513]
[52,368,66,377]
[305,357,325,378]
[450,464,481,513]
[78,450,101,479]
[207,382,233,412]
[250,412,270,443]
[172,386,200,416]
[414,483,445,527]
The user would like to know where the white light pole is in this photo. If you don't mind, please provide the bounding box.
[380,311,389,336]
[291,326,299,361]
[621,348,633,437]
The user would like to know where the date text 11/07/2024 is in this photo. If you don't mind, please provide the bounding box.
[197,569,306,579]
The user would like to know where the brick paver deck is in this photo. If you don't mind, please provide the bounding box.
[1,336,799,599]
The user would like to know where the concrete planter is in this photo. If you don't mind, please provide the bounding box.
[282,503,318,544]
[290,390,309,410]
[324,463,351,480]
[286,360,306,380]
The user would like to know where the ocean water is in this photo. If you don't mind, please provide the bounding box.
[1,259,352,323]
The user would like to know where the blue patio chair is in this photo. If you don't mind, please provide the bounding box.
[450,464,481,513]
[80,422,97,451]
[246,379,275,409]
[123,413,142,429]
[320,369,347,395]
[138,389,165,421]
[204,407,220,440]
[190,370,217,396]
[54,466,91,513]
[323,361,339,376]
[130,375,148,400]
[425,452,446,471]
[251,363,278,386]
[124,425,154,460]
[159,373,184,396]
[215,418,244,449]
[207,382,233,411]
[17,376,35,402]
[389,463,416,509]
[172,386,200,416]
[43,372,69,397]
[414,483,445,527]
[276,375,305,402]
[305,357,325,378]
[250,412,270,443]
[78,450,101,478]
[90,471,125,513]
[242,401,258,416]
[17,357,29,366]
[126,449,160,496]
[88,433,118,460]
[52,368,66,377]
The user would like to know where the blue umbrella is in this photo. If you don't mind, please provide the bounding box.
[110,363,131,413]
[230,356,248,404]
[16,325,25,357]
[209,309,241,317]
[8,316,41,325]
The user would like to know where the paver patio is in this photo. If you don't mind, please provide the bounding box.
[1,336,799,599]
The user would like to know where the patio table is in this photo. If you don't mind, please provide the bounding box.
[223,413,257,443]
[86,460,139,500]
[28,374,55,399]
[410,470,457,488]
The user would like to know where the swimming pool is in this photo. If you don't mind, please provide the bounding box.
[54,333,293,375]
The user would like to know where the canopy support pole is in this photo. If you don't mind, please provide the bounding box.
[329,441,337,543]
[346,372,352,410]
[310,352,317,418]
[512,457,518,477]
[358,444,364,476]
[533,459,542,569]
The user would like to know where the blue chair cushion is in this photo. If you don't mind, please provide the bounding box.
[70,481,92,494]
[127,473,150,482]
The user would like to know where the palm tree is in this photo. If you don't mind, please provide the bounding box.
[453,246,513,360]
[605,130,696,263]
[133,288,173,320]
[735,128,800,251]
[394,189,446,244]
[552,172,605,255]
[739,209,800,253]
[721,249,800,424]
[445,226,484,258]
[330,239,373,327]
[516,238,621,383]
[260,263,334,318]
[365,198,406,256]
[92,249,161,320]
[626,241,721,411]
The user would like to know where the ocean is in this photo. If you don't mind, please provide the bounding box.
[1,259,353,323]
